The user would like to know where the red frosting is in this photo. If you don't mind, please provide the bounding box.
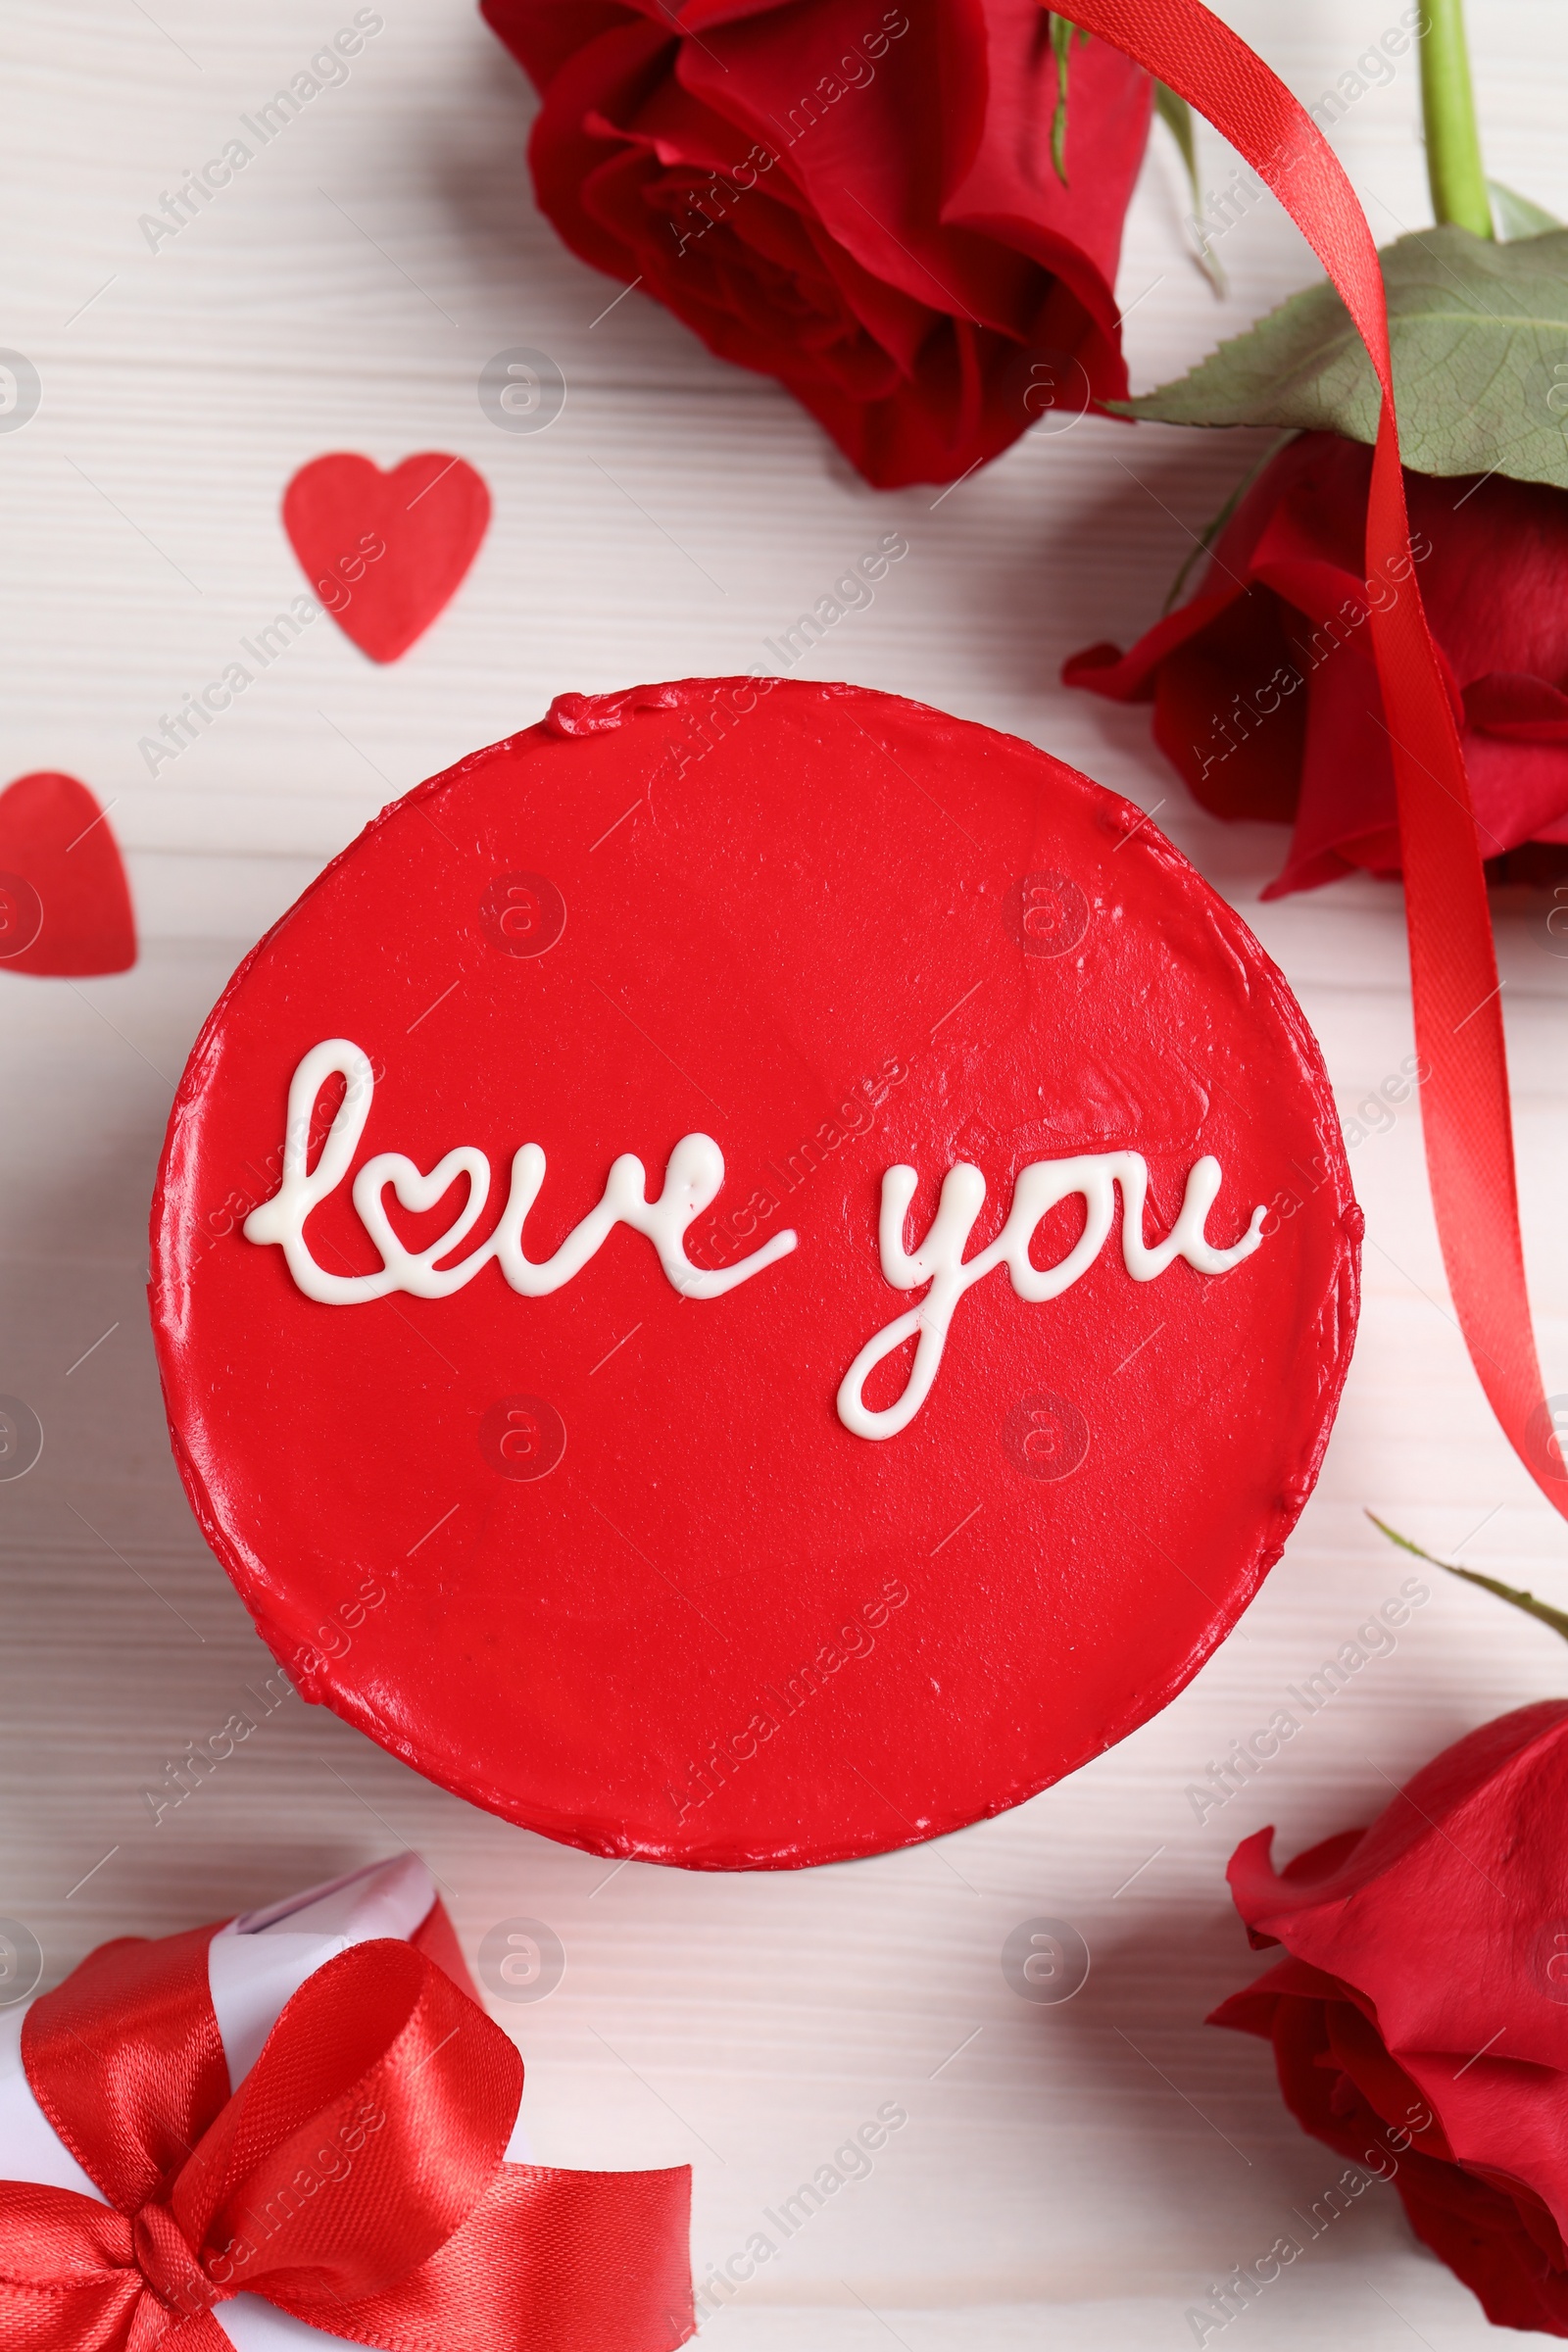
[149,680,1358,1869]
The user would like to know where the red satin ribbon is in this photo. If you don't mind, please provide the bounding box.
[1061,0,1562,1510]
[0,1913,692,2351]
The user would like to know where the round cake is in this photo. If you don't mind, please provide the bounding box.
[149,679,1359,1868]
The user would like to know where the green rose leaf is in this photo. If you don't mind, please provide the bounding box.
[1489,178,1562,240]
[1113,222,1568,491]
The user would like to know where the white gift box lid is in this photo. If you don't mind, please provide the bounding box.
[0,1854,530,2351]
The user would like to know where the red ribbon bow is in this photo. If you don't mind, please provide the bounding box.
[0,1914,692,2350]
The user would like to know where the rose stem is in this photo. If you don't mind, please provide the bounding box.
[1419,0,1494,237]
[1367,1511,1568,1643]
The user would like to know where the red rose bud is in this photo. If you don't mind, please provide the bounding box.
[1064,430,1568,896]
[1212,1700,1568,2335]
[480,0,1152,488]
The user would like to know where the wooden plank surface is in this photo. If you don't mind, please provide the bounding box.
[4,2,1568,2341]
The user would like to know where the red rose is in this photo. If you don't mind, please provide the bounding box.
[1065,430,1568,896]
[481,0,1152,487]
[1212,1701,1568,2335]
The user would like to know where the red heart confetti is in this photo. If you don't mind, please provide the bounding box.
[281,452,491,663]
[0,772,135,977]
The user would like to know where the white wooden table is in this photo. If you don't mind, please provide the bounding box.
[5,3,1568,2342]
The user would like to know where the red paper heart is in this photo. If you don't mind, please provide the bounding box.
[281,453,491,663]
[151,680,1359,1871]
[0,772,135,976]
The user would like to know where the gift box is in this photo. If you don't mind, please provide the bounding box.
[0,1853,692,2349]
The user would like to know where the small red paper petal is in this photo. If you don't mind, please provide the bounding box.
[0,773,136,977]
[281,453,491,663]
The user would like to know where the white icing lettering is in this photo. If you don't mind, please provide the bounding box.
[837,1152,1265,1440]
[243,1040,797,1303]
